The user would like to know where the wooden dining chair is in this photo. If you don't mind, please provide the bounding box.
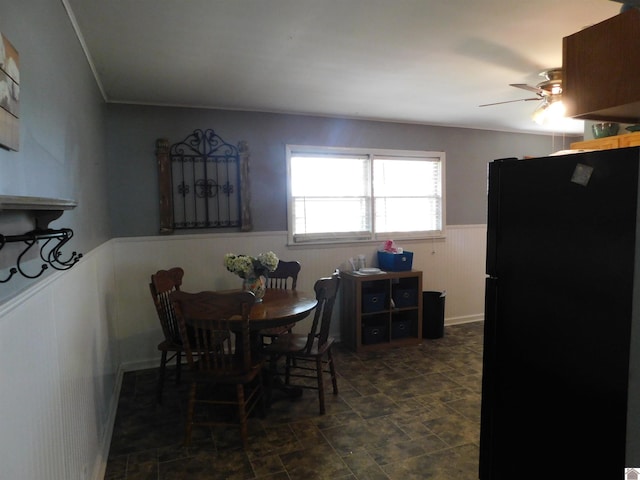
[263,273,341,414]
[170,289,266,450]
[266,260,301,290]
[259,260,301,346]
[149,267,186,403]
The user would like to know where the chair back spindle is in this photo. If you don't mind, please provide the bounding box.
[267,260,301,290]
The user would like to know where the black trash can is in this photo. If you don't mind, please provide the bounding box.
[422,291,446,339]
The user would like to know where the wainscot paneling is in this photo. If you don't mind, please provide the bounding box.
[113,225,487,371]
[0,241,119,480]
[0,225,486,479]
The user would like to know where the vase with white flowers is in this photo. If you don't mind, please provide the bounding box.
[223,251,279,302]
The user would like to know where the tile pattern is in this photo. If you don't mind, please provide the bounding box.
[105,322,484,480]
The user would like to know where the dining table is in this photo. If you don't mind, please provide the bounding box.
[247,288,318,331]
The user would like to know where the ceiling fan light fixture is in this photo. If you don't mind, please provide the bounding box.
[532,101,549,124]
[547,98,566,117]
[532,96,566,125]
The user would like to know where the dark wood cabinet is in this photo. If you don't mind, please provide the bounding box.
[340,270,422,353]
[563,9,640,123]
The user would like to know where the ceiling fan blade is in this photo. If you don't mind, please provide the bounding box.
[509,83,545,96]
[479,97,540,107]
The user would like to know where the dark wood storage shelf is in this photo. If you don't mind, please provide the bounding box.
[340,270,423,353]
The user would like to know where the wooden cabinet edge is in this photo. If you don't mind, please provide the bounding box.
[570,132,640,150]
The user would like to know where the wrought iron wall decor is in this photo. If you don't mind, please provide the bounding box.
[156,129,252,233]
[0,195,82,283]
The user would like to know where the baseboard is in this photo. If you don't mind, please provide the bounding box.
[445,314,484,325]
[122,358,162,373]
[91,364,125,480]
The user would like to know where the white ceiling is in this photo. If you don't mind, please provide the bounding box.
[64,0,623,135]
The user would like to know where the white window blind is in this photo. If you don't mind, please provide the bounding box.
[373,157,442,233]
[287,145,445,245]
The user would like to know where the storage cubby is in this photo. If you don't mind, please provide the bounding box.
[341,270,422,352]
[391,311,419,339]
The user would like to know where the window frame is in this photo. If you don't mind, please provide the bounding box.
[286,144,446,246]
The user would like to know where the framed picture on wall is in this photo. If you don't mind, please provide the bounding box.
[0,33,19,151]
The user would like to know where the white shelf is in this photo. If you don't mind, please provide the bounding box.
[0,195,76,211]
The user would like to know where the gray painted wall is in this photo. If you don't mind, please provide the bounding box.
[0,0,577,294]
[0,0,109,299]
[106,104,578,236]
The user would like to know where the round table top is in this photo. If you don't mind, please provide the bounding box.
[248,289,317,329]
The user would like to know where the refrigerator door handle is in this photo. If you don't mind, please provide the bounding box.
[485,161,504,276]
[479,276,498,479]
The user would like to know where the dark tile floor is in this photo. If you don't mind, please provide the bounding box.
[104,322,484,480]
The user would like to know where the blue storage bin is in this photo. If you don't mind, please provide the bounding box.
[362,324,388,344]
[392,288,418,308]
[377,251,413,271]
[362,292,386,313]
[391,319,412,339]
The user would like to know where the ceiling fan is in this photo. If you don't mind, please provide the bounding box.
[479,68,564,123]
[479,68,562,107]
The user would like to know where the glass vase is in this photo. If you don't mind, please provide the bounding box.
[242,274,267,302]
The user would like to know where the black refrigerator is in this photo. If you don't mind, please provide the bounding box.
[480,147,640,479]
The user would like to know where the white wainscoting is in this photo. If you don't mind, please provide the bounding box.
[112,225,488,371]
[0,224,486,479]
[0,242,119,480]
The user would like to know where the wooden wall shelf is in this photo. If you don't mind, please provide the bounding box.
[0,195,77,210]
[0,195,77,229]
[0,195,81,283]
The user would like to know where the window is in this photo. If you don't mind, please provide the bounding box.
[286,145,445,245]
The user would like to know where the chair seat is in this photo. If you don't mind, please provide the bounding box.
[260,323,295,337]
[264,333,334,357]
[191,358,266,384]
[157,339,182,352]
[158,328,228,352]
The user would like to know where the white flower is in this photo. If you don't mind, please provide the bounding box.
[257,251,278,271]
[224,251,279,279]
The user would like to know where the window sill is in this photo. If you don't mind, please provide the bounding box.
[287,231,446,247]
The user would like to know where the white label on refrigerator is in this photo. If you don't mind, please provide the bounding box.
[571,163,594,187]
